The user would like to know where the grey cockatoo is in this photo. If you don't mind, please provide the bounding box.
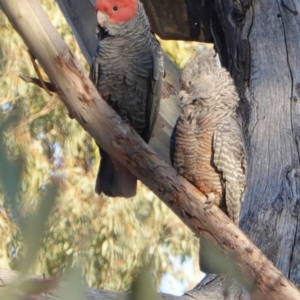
[170,47,247,274]
[170,47,247,225]
[90,0,164,197]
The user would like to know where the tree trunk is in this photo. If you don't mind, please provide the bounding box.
[213,0,300,286]
[204,0,300,297]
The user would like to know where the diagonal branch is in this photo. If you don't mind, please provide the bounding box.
[1,0,300,299]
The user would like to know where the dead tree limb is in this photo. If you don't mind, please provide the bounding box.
[1,0,300,299]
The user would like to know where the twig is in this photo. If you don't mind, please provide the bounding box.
[19,74,57,93]
[27,50,54,95]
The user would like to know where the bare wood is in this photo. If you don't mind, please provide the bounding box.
[211,0,300,296]
[56,0,209,53]
[1,0,300,299]
[140,0,210,41]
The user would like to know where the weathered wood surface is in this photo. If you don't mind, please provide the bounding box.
[208,0,300,297]
[2,0,300,299]
[57,0,211,49]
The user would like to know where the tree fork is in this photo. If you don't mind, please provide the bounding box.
[1,0,300,298]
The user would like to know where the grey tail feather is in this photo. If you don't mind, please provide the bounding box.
[95,147,137,198]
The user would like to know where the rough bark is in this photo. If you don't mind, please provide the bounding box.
[77,0,212,42]
[140,0,212,41]
[210,0,300,297]
[1,0,300,299]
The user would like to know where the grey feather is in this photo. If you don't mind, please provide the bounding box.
[171,47,247,223]
[170,46,247,275]
[90,1,163,197]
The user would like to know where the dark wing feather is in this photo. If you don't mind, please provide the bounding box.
[143,38,164,142]
[90,32,163,197]
[213,118,247,224]
[169,118,179,167]
[170,113,199,182]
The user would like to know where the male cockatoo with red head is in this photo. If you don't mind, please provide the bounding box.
[90,0,164,197]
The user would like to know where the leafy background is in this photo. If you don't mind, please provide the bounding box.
[0,0,201,294]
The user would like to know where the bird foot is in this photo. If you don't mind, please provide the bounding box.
[204,193,215,211]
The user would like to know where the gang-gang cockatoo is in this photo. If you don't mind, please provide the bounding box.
[90,0,164,197]
[170,47,247,274]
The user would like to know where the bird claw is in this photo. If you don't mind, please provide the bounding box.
[204,193,215,211]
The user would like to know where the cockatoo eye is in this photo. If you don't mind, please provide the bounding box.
[188,81,193,86]
[113,6,118,11]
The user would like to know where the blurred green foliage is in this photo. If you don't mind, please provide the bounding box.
[0,0,199,293]
[159,39,201,69]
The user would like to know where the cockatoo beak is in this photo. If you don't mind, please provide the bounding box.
[179,90,187,102]
[97,11,109,28]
